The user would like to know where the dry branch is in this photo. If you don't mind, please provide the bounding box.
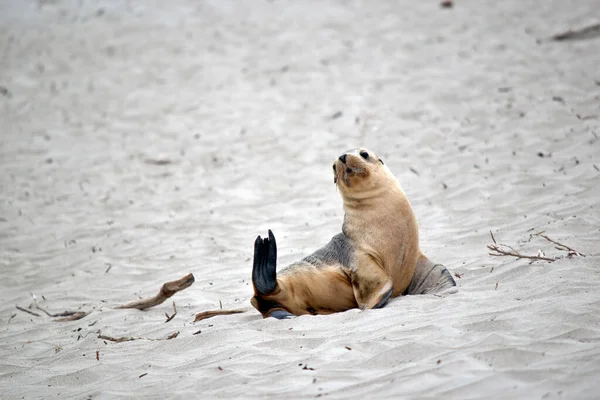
[487,231,585,263]
[487,243,556,262]
[194,309,244,322]
[487,232,556,262]
[116,273,195,310]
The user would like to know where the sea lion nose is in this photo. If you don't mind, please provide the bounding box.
[339,154,347,163]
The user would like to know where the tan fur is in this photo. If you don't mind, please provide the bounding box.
[260,264,357,316]
[251,148,425,317]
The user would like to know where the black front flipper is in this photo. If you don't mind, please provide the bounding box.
[252,230,278,296]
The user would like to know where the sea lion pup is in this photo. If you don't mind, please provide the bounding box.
[251,148,456,319]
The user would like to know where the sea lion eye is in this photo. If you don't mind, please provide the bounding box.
[359,151,369,159]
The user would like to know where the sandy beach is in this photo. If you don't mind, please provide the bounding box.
[1,0,600,398]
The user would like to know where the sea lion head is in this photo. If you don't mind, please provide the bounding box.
[333,148,389,198]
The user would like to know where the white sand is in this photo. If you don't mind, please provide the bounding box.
[1,0,600,398]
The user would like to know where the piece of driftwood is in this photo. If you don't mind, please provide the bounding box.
[116,273,195,310]
[194,309,244,322]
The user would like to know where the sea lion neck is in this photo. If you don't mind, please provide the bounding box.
[339,181,404,209]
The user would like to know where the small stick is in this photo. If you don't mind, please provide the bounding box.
[99,334,136,343]
[16,305,41,317]
[489,230,497,245]
[54,312,88,322]
[551,23,600,41]
[116,273,195,310]
[166,332,179,340]
[535,233,584,256]
[96,351,100,361]
[165,301,177,323]
[194,309,244,322]
[8,313,16,323]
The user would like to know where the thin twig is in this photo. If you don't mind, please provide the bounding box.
[16,305,41,317]
[8,313,17,323]
[98,331,180,343]
[535,233,585,256]
[194,309,244,322]
[490,230,497,245]
[116,273,195,310]
[36,304,87,320]
[165,301,177,323]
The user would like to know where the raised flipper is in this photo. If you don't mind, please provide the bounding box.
[251,230,296,319]
[252,230,278,296]
[351,253,395,309]
[404,255,456,295]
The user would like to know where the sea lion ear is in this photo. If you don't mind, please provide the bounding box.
[252,230,278,296]
[379,158,384,165]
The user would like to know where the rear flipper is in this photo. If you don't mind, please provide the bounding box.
[252,230,278,296]
[251,230,298,319]
[404,255,456,295]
